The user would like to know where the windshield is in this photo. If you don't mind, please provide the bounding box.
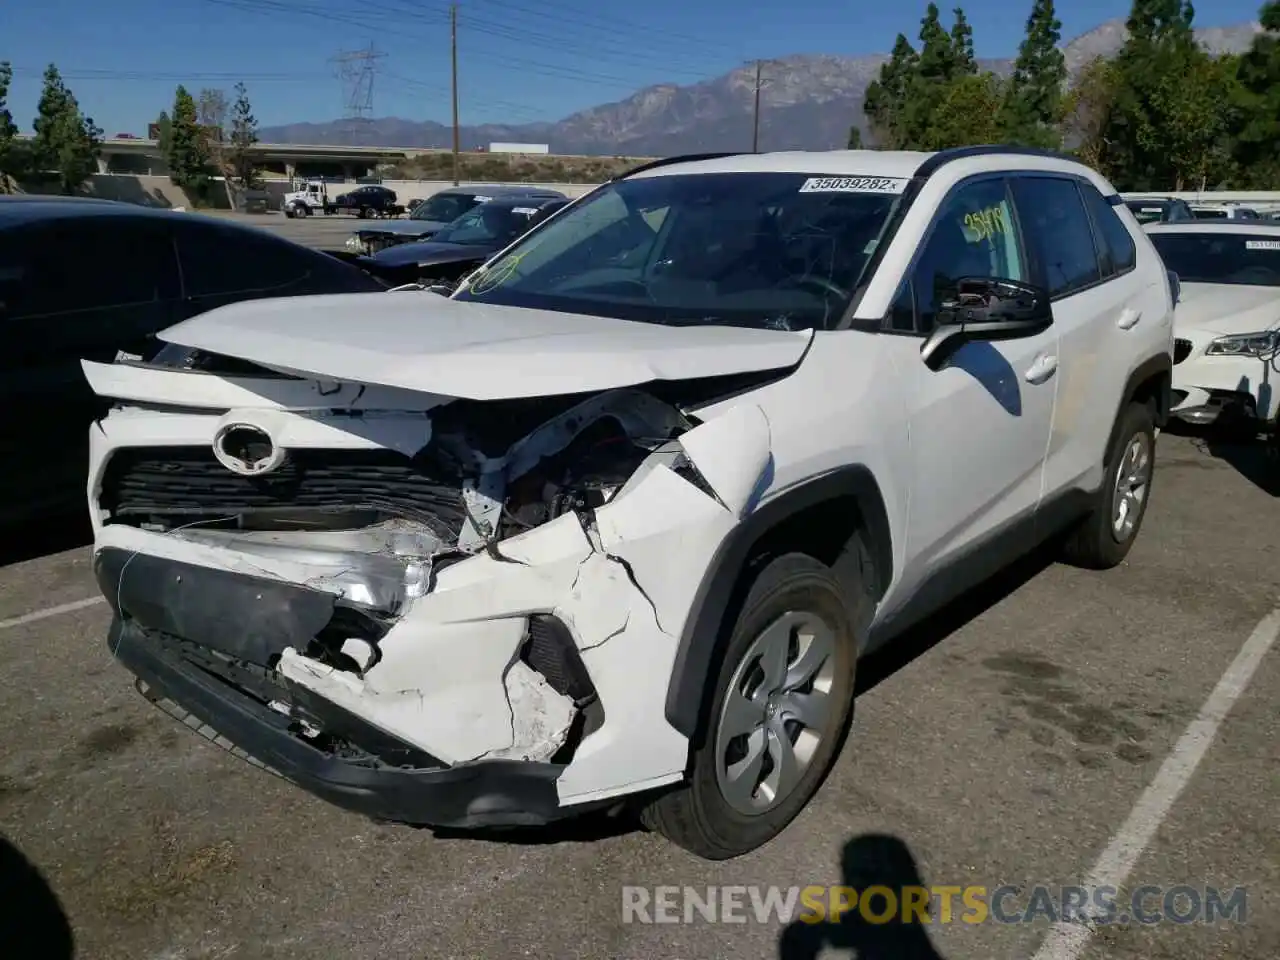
[1126,201,1169,224]
[433,205,528,246]
[453,172,905,330]
[412,192,481,222]
[1151,233,1280,287]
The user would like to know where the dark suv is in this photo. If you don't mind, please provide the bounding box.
[0,198,385,523]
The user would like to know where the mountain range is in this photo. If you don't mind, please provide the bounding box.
[258,18,1265,155]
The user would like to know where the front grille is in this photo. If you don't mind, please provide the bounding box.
[101,446,465,529]
[1173,338,1193,364]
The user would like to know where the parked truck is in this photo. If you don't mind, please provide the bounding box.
[282,180,403,219]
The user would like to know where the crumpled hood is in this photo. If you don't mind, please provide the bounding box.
[359,219,447,238]
[1176,283,1280,335]
[155,293,813,401]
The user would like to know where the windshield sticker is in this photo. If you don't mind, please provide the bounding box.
[799,176,909,195]
[511,207,538,215]
[473,195,493,202]
[468,251,527,294]
[963,205,1009,243]
[1140,207,1163,213]
[1245,240,1280,250]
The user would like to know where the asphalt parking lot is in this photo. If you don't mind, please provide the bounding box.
[1,423,1277,960]
[205,209,371,250]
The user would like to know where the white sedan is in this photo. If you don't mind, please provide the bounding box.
[1146,221,1280,433]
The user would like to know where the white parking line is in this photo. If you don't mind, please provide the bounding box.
[1032,606,1280,960]
[0,596,106,631]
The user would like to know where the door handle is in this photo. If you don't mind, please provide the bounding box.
[1117,308,1142,330]
[1024,354,1058,384]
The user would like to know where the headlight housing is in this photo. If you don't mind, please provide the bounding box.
[1204,330,1280,357]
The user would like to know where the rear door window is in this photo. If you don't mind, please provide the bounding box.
[1010,177,1102,298]
[1080,183,1137,277]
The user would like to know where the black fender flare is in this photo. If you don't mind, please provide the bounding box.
[663,464,893,740]
[1107,352,1172,456]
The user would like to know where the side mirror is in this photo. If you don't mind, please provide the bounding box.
[920,277,1053,370]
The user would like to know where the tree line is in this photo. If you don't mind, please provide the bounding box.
[154,82,260,203]
[859,0,1280,191]
[0,64,102,193]
[0,64,261,201]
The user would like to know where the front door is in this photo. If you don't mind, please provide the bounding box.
[895,176,1060,581]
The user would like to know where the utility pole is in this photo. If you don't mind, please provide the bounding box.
[451,3,460,185]
[750,61,772,153]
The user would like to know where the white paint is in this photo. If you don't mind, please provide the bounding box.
[0,596,105,631]
[155,292,814,401]
[677,403,772,517]
[1031,607,1280,960]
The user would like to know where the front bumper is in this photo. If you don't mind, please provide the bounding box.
[105,613,567,828]
[84,382,773,818]
[1171,333,1279,425]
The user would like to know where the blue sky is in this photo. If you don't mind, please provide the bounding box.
[2,0,1266,134]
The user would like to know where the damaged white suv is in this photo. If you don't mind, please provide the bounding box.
[84,147,1174,860]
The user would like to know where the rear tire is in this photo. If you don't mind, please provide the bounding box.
[641,552,858,860]
[1061,400,1156,569]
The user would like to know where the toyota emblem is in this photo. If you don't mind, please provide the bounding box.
[212,422,287,477]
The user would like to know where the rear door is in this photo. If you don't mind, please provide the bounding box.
[1011,175,1163,500]
[0,215,179,514]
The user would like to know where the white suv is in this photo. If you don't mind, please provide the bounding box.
[82,147,1174,860]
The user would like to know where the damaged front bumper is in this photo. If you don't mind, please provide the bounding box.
[86,364,773,827]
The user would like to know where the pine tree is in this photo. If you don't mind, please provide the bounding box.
[1000,0,1068,148]
[916,4,958,84]
[228,82,259,186]
[864,35,919,148]
[30,65,101,193]
[950,8,977,75]
[0,62,21,188]
[167,85,214,201]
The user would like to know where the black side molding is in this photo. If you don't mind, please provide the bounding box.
[611,153,745,181]
[912,145,1081,179]
[664,465,892,740]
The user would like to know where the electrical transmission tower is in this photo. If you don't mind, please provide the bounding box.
[331,45,386,144]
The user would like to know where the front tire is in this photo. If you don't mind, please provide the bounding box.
[641,552,858,860]
[1061,400,1156,569]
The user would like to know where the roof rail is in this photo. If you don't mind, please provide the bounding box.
[610,152,746,181]
[913,144,1081,179]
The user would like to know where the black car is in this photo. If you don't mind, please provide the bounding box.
[0,198,386,523]
[357,196,570,288]
[353,185,568,252]
[334,184,401,218]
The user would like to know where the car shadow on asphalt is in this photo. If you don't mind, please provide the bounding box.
[1199,435,1280,497]
[428,807,638,847]
[0,835,75,959]
[0,512,92,569]
[777,833,947,959]
[1163,420,1280,496]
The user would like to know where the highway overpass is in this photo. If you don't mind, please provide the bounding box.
[14,135,440,179]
